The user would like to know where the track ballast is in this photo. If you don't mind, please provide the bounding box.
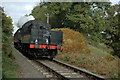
[34,59,105,80]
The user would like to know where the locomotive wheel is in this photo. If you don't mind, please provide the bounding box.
[50,57,53,60]
[49,50,57,60]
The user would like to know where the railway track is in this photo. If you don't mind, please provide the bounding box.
[34,59,105,80]
[13,46,107,79]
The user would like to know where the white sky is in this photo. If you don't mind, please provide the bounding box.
[110,0,119,4]
[0,0,119,34]
[2,2,39,34]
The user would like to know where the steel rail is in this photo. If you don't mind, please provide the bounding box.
[34,59,107,80]
[53,59,106,80]
[35,60,69,80]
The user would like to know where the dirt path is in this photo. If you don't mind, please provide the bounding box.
[12,47,45,78]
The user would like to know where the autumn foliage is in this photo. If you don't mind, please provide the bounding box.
[52,28,89,53]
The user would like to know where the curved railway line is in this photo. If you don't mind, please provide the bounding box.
[33,59,106,80]
[14,46,106,80]
[15,46,106,80]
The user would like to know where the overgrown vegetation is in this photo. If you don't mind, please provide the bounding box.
[1,7,17,78]
[2,54,17,78]
[52,28,89,53]
[32,2,120,58]
[55,28,119,78]
[57,52,119,78]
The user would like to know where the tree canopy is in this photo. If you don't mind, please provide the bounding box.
[2,7,13,57]
[31,2,120,57]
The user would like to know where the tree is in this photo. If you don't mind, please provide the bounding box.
[31,2,72,28]
[2,7,13,57]
[66,2,111,42]
[105,3,120,57]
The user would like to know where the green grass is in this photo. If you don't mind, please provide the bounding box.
[2,54,18,78]
[56,28,119,78]
[88,44,110,57]
[0,52,2,79]
[0,41,2,79]
[57,52,119,78]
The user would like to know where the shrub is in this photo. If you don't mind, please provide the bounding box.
[52,28,89,53]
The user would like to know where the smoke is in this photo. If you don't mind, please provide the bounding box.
[17,15,35,28]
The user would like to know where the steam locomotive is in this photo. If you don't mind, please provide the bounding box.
[14,20,63,59]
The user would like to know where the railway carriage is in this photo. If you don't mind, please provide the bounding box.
[14,20,63,59]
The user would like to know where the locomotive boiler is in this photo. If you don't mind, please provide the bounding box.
[14,20,63,59]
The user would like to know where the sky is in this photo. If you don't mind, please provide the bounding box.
[1,2,39,34]
[0,0,120,34]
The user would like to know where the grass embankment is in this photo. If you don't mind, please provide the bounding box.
[53,28,119,78]
[0,27,2,79]
[2,54,18,78]
[2,44,18,78]
[0,44,2,79]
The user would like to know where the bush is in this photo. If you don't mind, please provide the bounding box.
[52,28,89,53]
